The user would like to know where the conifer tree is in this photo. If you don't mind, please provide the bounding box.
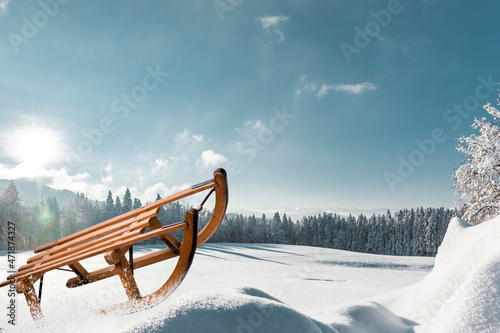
[133,198,142,210]
[123,188,133,213]
[105,191,115,220]
[114,196,122,216]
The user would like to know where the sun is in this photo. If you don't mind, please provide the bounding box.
[10,126,63,165]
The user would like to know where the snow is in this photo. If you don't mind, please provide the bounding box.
[0,216,499,332]
[376,216,500,332]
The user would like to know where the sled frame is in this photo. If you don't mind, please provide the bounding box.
[0,168,228,321]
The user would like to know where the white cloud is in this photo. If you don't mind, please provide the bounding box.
[235,119,268,140]
[102,173,113,184]
[295,76,319,97]
[175,129,204,144]
[143,182,189,201]
[102,162,113,184]
[276,30,285,43]
[0,162,87,183]
[152,155,187,174]
[296,76,377,97]
[137,169,148,186]
[0,162,109,200]
[0,0,11,15]
[153,158,169,174]
[104,162,112,174]
[328,82,377,95]
[144,182,169,200]
[200,150,227,167]
[258,15,289,30]
[247,119,266,132]
[192,134,204,142]
[258,15,289,43]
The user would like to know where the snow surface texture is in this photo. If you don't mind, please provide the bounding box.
[377,216,500,332]
[0,217,498,332]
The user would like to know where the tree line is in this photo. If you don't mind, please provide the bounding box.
[0,180,457,256]
[212,207,457,256]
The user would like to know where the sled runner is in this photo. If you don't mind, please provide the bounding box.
[0,168,228,322]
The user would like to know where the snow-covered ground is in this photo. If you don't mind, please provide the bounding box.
[0,216,498,332]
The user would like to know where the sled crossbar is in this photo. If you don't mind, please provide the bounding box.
[0,168,228,322]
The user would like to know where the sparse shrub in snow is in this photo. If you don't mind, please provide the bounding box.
[455,91,500,225]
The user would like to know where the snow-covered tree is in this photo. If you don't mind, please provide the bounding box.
[454,93,500,225]
[122,188,133,213]
[104,190,115,220]
[271,212,286,244]
[246,214,259,243]
[375,213,386,254]
[133,198,142,210]
[0,181,22,250]
[114,196,122,216]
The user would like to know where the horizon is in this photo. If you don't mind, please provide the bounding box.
[1,1,499,219]
[1,178,458,222]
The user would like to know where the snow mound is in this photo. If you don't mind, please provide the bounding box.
[328,301,417,333]
[123,287,337,333]
[119,287,420,333]
[379,216,500,332]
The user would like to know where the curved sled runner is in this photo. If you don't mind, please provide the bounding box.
[0,168,228,321]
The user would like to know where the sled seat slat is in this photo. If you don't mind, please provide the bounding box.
[12,221,187,282]
[34,180,216,254]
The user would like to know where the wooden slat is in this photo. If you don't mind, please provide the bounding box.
[35,180,215,253]
[14,222,187,281]
[20,217,151,273]
[28,209,160,264]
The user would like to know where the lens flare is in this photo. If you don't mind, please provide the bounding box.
[37,206,54,224]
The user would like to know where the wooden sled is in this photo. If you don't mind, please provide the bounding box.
[0,168,228,322]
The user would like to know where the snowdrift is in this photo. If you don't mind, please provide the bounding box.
[119,287,422,333]
[378,216,500,332]
[123,287,337,333]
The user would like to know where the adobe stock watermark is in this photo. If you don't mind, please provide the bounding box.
[339,0,404,64]
[5,221,17,326]
[65,65,169,168]
[213,0,245,21]
[225,107,296,177]
[8,0,71,54]
[384,74,498,192]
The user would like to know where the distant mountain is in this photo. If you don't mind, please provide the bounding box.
[0,179,76,204]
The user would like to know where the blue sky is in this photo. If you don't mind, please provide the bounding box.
[0,0,499,218]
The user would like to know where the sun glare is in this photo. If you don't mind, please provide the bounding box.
[10,126,63,165]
